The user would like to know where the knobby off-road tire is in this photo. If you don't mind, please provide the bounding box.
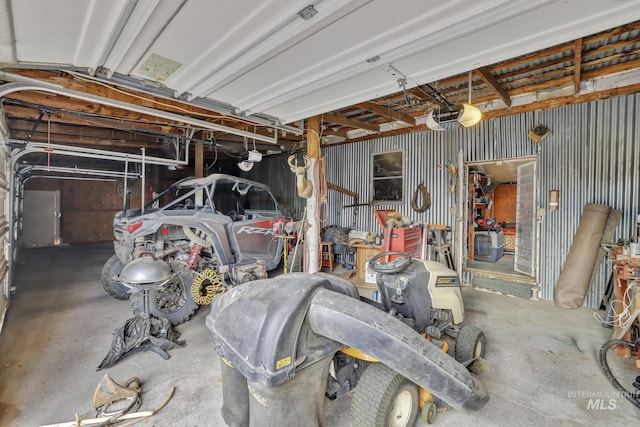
[130,270,198,325]
[101,254,130,300]
[351,363,419,427]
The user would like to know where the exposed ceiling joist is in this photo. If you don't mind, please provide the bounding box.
[574,38,583,93]
[476,67,512,107]
[354,101,414,125]
[321,112,379,133]
[2,4,640,171]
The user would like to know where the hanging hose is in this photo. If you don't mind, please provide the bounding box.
[191,268,225,305]
[598,339,640,410]
[411,182,431,212]
[183,226,211,248]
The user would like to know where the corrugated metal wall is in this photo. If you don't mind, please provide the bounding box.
[253,93,640,308]
[537,95,640,307]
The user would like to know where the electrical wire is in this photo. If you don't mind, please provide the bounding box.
[594,279,637,329]
[205,143,218,170]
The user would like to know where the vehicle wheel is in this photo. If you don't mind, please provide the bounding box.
[101,255,130,300]
[454,325,486,369]
[351,363,419,427]
[421,401,437,424]
[131,272,198,325]
[152,273,199,325]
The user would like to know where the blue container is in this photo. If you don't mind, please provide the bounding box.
[372,290,380,303]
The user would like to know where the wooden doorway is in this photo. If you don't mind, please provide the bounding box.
[463,157,538,280]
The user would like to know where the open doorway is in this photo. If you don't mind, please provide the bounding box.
[463,157,537,281]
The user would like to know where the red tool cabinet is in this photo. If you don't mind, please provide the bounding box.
[374,210,422,258]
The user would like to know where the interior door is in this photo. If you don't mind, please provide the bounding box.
[514,162,536,277]
[22,190,61,247]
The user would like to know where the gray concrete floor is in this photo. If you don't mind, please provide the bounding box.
[0,243,638,426]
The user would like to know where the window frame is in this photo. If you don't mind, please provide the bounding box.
[371,150,404,203]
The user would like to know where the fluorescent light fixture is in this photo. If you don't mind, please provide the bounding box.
[425,104,482,131]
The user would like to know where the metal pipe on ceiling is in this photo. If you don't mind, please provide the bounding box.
[0,73,280,144]
[23,176,117,184]
[17,165,139,179]
[8,140,188,167]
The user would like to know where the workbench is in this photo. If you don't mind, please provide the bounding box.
[609,249,640,357]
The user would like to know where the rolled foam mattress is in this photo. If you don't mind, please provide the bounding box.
[554,203,610,308]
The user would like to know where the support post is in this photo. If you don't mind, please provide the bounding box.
[306,116,321,273]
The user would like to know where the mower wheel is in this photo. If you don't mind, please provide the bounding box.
[101,255,130,300]
[454,325,486,369]
[421,401,437,424]
[351,363,419,427]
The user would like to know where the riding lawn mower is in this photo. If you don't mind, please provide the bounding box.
[206,250,489,426]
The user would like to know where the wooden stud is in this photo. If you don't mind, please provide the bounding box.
[354,101,415,125]
[307,115,321,159]
[321,112,379,133]
[574,38,583,93]
[476,67,512,107]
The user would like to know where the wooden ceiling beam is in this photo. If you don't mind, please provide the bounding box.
[321,112,379,132]
[574,38,583,93]
[483,82,640,118]
[333,82,640,147]
[582,47,640,70]
[499,68,573,92]
[9,129,166,151]
[582,56,640,80]
[583,21,640,45]
[487,56,573,84]
[354,101,415,125]
[322,127,350,138]
[6,119,159,143]
[582,33,640,58]
[5,92,190,130]
[492,43,572,71]
[3,104,167,133]
[5,69,256,130]
[475,67,511,106]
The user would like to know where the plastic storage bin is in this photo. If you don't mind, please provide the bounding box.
[474,230,505,262]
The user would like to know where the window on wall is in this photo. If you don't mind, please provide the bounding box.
[372,151,404,202]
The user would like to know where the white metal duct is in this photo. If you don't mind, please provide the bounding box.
[2,0,640,124]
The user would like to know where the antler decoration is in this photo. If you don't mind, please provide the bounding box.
[288,155,313,199]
